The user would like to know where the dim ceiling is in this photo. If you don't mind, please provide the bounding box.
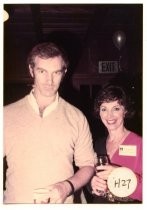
[4,4,142,44]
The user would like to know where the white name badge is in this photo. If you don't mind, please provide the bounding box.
[107,167,137,197]
[119,145,137,156]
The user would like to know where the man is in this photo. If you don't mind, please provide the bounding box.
[4,42,96,203]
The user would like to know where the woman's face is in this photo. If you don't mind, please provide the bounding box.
[99,100,126,131]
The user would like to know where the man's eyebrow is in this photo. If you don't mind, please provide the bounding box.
[36,67,65,72]
[36,67,46,71]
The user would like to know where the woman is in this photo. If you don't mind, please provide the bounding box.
[90,84,142,203]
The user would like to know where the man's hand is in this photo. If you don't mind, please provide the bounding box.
[33,181,72,204]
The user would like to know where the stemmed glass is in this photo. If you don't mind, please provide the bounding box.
[95,155,109,196]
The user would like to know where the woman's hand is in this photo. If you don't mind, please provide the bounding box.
[96,164,119,180]
[91,164,119,196]
[91,175,107,196]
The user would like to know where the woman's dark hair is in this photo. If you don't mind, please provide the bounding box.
[94,84,135,119]
[27,42,69,70]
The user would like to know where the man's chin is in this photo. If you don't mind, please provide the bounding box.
[43,91,56,98]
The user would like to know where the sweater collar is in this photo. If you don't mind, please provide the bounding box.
[27,89,59,117]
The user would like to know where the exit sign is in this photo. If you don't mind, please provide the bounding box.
[98,61,119,73]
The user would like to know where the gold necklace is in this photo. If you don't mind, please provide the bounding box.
[108,128,127,143]
[106,130,128,158]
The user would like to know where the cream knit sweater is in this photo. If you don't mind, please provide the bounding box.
[4,95,95,203]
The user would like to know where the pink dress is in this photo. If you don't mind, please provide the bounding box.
[110,132,142,201]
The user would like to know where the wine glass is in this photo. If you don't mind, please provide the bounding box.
[33,188,50,203]
[96,155,109,172]
[95,155,109,196]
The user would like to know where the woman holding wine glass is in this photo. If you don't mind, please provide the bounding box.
[90,84,142,203]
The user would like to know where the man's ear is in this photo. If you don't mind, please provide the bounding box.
[29,65,34,78]
[63,69,67,77]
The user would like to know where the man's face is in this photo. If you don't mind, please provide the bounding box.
[29,56,66,98]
